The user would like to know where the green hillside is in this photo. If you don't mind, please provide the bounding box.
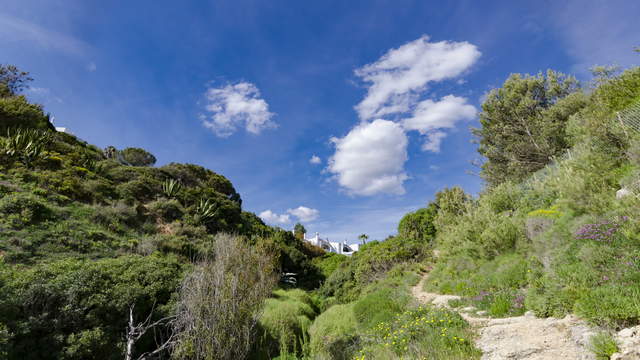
[1,63,639,360]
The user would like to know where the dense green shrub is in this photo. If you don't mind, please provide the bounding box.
[0,96,51,132]
[397,203,437,244]
[119,147,156,167]
[308,303,359,360]
[146,199,184,222]
[0,192,54,229]
[353,288,407,329]
[588,332,619,360]
[254,289,318,359]
[0,255,184,360]
[312,252,347,279]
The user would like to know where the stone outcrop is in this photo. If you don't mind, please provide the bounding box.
[611,326,640,360]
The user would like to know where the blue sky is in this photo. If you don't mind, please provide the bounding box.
[1,0,638,242]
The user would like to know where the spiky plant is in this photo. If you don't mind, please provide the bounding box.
[162,178,182,199]
[194,198,218,225]
[1,128,52,166]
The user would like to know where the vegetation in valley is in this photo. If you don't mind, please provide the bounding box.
[1,56,639,360]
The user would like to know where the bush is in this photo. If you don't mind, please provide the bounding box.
[308,303,359,360]
[311,253,347,279]
[0,96,51,132]
[116,177,161,203]
[353,288,407,329]
[575,284,640,327]
[173,234,278,360]
[0,255,184,360]
[146,199,184,222]
[254,289,318,359]
[588,332,619,360]
[91,202,142,234]
[119,147,156,167]
[0,192,54,229]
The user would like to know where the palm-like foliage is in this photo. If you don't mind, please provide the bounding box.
[1,128,52,166]
[162,179,182,199]
[194,198,218,225]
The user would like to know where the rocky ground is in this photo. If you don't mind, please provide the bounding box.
[411,274,640,360]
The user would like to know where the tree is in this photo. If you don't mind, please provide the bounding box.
[0,65,32,98]
[293,222,306,239]
[358,233,369,244]
[172,234,277,359]
[0,96,51,132]
[120,147,157,167]
[473,70,587,186]
[397,203,437,244]
[434,186,472,231]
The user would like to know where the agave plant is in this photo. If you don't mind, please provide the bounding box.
[1,128,52,166]
[162,178,182,199]
[194,198,219,225]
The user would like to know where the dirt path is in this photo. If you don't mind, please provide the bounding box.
[411,273,597,360]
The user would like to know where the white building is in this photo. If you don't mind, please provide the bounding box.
[300,231,359,256]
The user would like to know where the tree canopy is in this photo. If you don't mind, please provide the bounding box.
[473,70,587,186]
[0,65,32,98]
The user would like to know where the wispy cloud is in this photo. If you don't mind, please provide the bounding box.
[0,14,88,56]
[550,0,640,75]
[354,35,480,120]
[201,82,277,137]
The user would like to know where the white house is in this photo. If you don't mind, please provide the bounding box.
[300,231,359,256]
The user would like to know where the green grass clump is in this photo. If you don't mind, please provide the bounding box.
[354,305,481,360]
[308,303,359,360]
[588,332,619,360]
[254,289,318,359]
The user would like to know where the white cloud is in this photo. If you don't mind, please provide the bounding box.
[287,206,320,222]
[354,35,480,120]
[402,95,476,152]
[328,119,408,196]
[309,155,321,165]
[0,14,88,56]
[201,82,276,137]
[258,210,290,224]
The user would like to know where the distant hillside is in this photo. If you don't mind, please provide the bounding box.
[0,65,326,359]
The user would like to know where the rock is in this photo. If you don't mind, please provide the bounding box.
[461,306,476,312]
[616,188,633,199]
[611,326,640,360]
[525,310,536,318]
[477,310,488,316]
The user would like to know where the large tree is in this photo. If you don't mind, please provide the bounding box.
[0,65,32,98]
[473,70,587,186]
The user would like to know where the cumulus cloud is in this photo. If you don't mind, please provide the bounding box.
[354,35,480,120]
[258,210,290,224]
[402,95,477,152]
[287,206,320,222]
[309,155,321,165]
[201,82,276,137]
[328,119,408,196]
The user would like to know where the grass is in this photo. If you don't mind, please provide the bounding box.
[588,332,619,360]
[253,289,319,359]
[354,305,481,360]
